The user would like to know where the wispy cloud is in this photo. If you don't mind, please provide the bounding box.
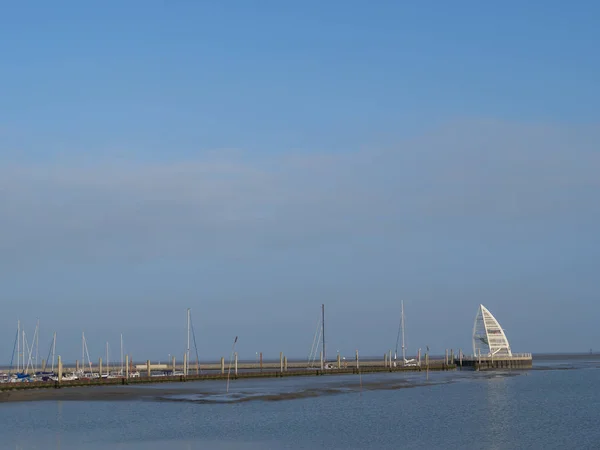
[1,120,598,266]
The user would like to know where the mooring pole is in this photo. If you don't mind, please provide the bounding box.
[322,304,325,366]
[57,355,63,384]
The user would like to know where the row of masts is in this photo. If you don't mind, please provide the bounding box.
[75,332,130,376]
[13,304,408,375]
[13,319,44,374]
[10,320,129,376]
[308,301,411,367]
[10,308,200,376]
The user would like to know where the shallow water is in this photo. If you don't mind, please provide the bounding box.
[1,357,599,449]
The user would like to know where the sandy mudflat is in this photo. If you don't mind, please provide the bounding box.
[0,377,441,404]
[0,385,200,403]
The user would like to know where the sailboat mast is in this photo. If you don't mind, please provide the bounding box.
[35,319,40,372]
[82,332,92,374]
[17,320,20,373]
[22,330,25,373]
[120,334,123,375]
[401,301,406,362]
[82,332,85,372]
[52,332,56,372]
[186,308,191,376]
[321,304,325,364]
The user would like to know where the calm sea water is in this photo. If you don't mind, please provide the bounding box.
[1,356,599,450]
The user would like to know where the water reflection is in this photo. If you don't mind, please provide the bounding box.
[483,373,513,450]
[2,368,599,449]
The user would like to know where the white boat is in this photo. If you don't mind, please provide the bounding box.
[57,373,79,381]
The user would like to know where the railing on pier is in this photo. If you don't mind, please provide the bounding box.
[461,352,532,361]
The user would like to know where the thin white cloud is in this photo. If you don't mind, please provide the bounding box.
[0,120,598,266]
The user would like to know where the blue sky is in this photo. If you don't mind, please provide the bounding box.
[1,2,599,364]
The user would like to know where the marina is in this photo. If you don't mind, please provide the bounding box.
[1,303,531,394]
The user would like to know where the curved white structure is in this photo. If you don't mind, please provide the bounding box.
[472,304,512,357]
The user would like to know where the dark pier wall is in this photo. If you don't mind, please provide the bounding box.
[455,357,533,371]
[0,363,457,393]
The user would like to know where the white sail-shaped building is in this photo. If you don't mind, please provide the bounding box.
[472,304,512,357]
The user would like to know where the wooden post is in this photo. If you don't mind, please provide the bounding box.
[76,359,79,372]
[125,355,129,379]
[183,353,188,376]
[426,352,429,380]
[384,353,388,368]
[260,352,263,372]
[234,352,238,376]
[445,349,448,365]
[58,355,63,384]
[42,359,47,372]
[450,349,454,365]
[220,357,225,374]
[417,348,421,366]
[356,349,359,369]
[172,355,176,373]
[319,351,323,370]
[284,356,288,372]
[99,357,103,378]
[147,360,151,377]
[459,349,463,369]
[280,352,284,373]
[337,353,341,369]
[388,350,392,368]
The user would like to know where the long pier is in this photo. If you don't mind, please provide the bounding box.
[0,358,456,392]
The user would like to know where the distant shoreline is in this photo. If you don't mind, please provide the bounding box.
[0,352,596,370]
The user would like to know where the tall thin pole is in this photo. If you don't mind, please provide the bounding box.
[322,304,325,365]
[106,342,109,376]
[186,308,191,376]
[82,332,92,374]
[426,345,429,380]
[17,320,20,373]
[82,332,85,372]
[401,301,406,362]
[22,330,25,373]
[120,334,124,375]
[52,332,56,372]
[226,336,238,394]
[35,319,40,372]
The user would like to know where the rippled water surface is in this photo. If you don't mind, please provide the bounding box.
[1,356,599,449]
